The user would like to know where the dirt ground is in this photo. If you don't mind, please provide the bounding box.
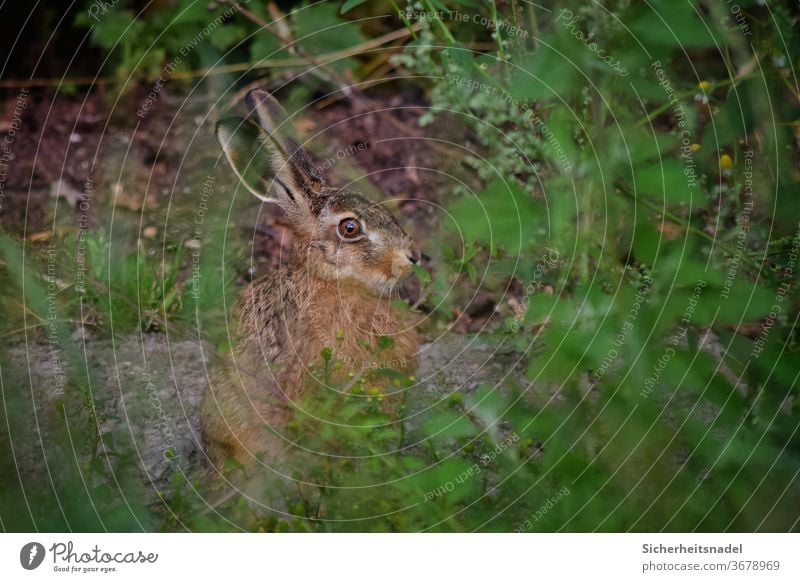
[0,85,456,233]
[0,83,500,331]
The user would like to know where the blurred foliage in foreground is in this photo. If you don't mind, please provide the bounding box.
[394,0,800,531]
[2,0,800,531]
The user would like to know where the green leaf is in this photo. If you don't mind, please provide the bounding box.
[448,178,541,255]
[636,159,696,204]
[423,412,478,440]
[714,282,776,324]
[470,385,507,427]
[523,294,567,326]
[292,3,367,74]
[624,1,721,50]
[701,79,759,149]
[250,33,290,62]
[164,1,213,26]
[630,219,662,268]
[430,459,482,504]
[340,0,369,14]
[411,264,431,285]
[377,335,395,351]
[510,36,582,101]
[207,24,246,52]
[88,10,145,49]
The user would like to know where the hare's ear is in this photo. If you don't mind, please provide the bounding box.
[216,117,281,204]
[243,90,329,215]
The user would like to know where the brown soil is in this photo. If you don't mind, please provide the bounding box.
[0,85,462,244]
[0,85,495,331]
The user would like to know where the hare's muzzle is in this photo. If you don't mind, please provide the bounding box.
[388,240,420,281]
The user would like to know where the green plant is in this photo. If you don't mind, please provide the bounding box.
[391,0,800,530]
[73,0,370,86]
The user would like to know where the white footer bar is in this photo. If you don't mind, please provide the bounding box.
[1,534,797,580]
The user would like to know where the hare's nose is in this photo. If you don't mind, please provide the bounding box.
[406,241,421,265]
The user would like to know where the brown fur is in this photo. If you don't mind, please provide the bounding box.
[201,91,420,469]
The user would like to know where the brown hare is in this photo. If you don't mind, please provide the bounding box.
[201,90,421,470]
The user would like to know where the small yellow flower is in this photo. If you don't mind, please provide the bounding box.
[690,143,701,153]
[719,154,733,170]
[694,81,712,104]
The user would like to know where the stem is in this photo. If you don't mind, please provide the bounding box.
[778,69,800,103]
[634,75,754,128]
[526,2,539,49]
[423,0,456,45]
[233,0,361,99]
[392,0,418,40]
[488,0,507,61]
[617,181,762,271]
[398,388,409,449]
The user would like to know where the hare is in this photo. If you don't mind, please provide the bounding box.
[201,90,421,470]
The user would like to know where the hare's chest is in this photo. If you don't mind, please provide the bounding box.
[299,294,419,371]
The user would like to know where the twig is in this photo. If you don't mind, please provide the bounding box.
[526,2,540,49]
[635,74,755,128]
[311,74,400,110]
[422,0,456,45]
[229,37,411,111]
[228,0,361,100]
[360,46,403,82]
[617,181,762,271]
[0,25,422,90]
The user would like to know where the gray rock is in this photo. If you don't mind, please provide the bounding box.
[1,332,529,499]
[2,334,212,494]
[407,335,529,433]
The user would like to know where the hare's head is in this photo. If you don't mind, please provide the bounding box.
[217,90,420,294]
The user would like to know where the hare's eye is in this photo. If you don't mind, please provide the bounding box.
[337,218,363,240]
